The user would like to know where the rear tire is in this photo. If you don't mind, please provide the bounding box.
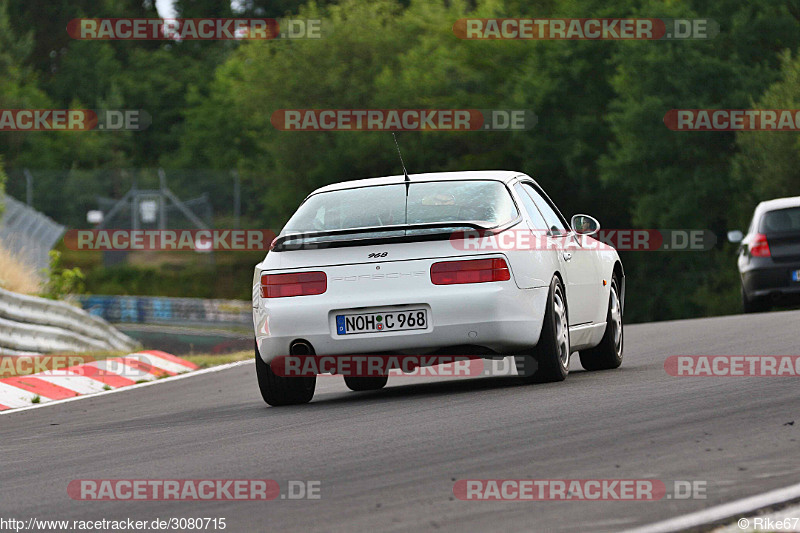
[742,287,769,314]
[255,341,315,406]
[344,376,388,391]
[579,276,623,371]
[517,276,570,383]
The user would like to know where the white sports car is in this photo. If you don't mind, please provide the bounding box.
[253,171,624,405]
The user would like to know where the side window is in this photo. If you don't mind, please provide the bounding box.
[514,184,548,230]
[521,183,567,235]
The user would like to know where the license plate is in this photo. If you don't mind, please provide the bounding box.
[336,309,427,335]
[793,270,800,282]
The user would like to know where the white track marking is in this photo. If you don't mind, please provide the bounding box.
[0,381,52,407]
[34,370,110,395]
[712,502,800,532]
[624,481,800,533]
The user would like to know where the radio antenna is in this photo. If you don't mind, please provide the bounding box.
[392,132,411,226]
[392,132,410,195]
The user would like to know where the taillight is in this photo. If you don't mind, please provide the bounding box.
[430,258,511,285]
[261,271,327,298]
[750,233,771,257]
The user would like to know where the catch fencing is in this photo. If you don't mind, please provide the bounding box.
[0,193,65,272]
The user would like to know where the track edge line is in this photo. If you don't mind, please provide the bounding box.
[622,481,800,533]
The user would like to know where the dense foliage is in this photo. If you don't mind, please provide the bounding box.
[1,0,799,321]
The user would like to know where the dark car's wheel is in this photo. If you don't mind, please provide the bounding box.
[344,375,388,391]
[517,275,570,383]
[255,341,315,406]
[579,276,623,371]
[742,286,769,314]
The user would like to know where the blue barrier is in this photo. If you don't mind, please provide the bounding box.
[78,295,251,326]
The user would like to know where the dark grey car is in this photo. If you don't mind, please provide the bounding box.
[728,196,800,313]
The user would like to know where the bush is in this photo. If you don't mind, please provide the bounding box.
[41,250,86,300]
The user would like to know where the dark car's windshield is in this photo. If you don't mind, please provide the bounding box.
[282,180,518,234]
[760,207,800,233]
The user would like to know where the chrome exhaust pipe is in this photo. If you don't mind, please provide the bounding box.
[290,340,315,356]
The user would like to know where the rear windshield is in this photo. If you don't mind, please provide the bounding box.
[282,180,518,234]
[760,207,800,233]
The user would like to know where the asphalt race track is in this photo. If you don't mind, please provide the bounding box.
[2,310,799,532]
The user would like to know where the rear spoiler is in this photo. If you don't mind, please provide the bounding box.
[271,219,521,252]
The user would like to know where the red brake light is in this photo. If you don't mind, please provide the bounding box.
[750,233,771,257]
[261,271,327,298]
[430,258,511,285]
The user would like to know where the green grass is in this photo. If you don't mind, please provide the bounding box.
[182,350,252,369]
[58,243,262,300]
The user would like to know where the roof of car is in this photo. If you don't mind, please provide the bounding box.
[310,171,528,195]
[756,196,800,214]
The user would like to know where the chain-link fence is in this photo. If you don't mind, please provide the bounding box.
[4,168,238,230]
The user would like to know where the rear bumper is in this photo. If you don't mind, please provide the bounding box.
[254,282,548,364]
[741,260,800,299]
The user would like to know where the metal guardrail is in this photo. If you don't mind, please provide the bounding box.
[0,287,140,355]
[78,295,252,326]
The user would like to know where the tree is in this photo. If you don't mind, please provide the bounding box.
[599,0,800,321]
[0,0,55,171]
[731,49,800,229]
[174,0,628,228]
[236,0,340,18]
[174,0,414,226]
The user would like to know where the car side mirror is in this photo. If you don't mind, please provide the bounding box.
[727,230,744,244]
[571,214,600,236]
